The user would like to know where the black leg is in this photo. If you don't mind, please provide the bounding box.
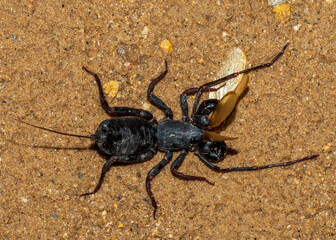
[147,61,173,119]
[195,151,319,173]
[80,149,156,197]
[80,156,118,197]
[191,43,289,115]
[146,151,173,219]
[171,150,214,185]
[82,66,155,121]
[180,88,196,121]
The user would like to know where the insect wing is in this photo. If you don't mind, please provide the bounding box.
[209,47,247,128]
[209,47,246,99]
[210,76,248,128]
[203,131,238,141]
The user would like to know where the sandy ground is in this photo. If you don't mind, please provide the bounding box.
[1,1,335,239]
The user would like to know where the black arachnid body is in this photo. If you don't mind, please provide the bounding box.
[22,43,318,218]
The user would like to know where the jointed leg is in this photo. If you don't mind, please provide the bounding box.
[195,151,319,173]
[146,151,173,219]
[80,149,156,197]
[82,66,155,121]
[147,61,173,119]
[192,43,289,115]
[171,150,214,185]
[80,156,118,197]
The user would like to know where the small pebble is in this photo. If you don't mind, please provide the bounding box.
[103,80,120,98]
[293,24,301,32]
[142,102,151,111]
[118,46,126,55]
[322,145,330,151]
[141,26,149,38]
[160,39,173,52]
[222,174,229,180]
[272,4,291,22]
[222,31,228,38]
[268,0,285,6]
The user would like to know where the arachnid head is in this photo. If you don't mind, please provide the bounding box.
[198,140,227,162]
[90,119,112,152]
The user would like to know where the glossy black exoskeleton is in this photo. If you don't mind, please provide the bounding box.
[22,43,318,219]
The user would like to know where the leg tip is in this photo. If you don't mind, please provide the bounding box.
[153,208,157,220]
[79,191,95,197]
[207,180,215,186]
